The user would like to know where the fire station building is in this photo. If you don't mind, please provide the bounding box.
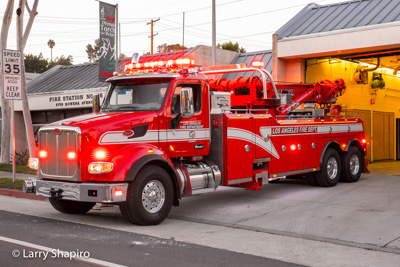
[270,0,400,162]
[12,0,400,162]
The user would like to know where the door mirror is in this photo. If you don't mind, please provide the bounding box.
[92,93,101,113]
[180,87,194,118]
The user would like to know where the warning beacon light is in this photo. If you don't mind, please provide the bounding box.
[123,57,195,75]
[251,60,265,68]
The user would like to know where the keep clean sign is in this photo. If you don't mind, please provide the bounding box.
[2,49,22,100]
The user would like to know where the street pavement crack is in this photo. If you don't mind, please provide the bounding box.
[233,203,303,224]
[383,236,400,248]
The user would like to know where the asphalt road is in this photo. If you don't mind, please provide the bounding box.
[0,210,305,267]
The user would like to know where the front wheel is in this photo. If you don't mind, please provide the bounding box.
[49,198,95,214]
[119,165,174,226]
[341,146,363,183]
[316,148,341,187]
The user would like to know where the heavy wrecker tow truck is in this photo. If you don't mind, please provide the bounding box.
[23,56,368,225]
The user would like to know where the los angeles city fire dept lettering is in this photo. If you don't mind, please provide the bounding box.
[272,126,317,135]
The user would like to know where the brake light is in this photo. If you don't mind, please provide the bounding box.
[290,144,296,151]
[362,139,367,144]
[115,190,123,196]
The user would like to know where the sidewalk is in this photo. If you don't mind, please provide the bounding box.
[0,171,34,180]
[368,160,400,175]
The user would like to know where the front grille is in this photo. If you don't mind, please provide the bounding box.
[38,126,80,180]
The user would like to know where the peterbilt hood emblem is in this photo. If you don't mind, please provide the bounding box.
[123,130,135,137]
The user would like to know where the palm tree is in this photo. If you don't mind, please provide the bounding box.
[47,39,55,61]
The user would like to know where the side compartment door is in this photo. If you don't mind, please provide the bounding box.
[166,82,210,157]
[225,115,254,185]
[269,125,304,176]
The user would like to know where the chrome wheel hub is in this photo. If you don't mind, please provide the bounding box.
[142,180,165,213]
[349,154,360,175]
[327,157,338,180]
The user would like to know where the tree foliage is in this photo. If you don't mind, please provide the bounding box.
[48,55,73,68]
[157,43,187,53]
[25,53,73,73]
[47,39,55,49]
[217,41,246,53]
[47,39,55,61]
[24,53,48,73]
[86,38,100,62]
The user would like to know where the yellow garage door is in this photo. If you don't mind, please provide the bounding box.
[344,109,371,161]
[373,111,394,161]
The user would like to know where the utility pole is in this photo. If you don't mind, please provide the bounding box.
[212,0,216,66]
[147,18,159,54]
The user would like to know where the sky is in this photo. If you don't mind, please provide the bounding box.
[2,0,341,65]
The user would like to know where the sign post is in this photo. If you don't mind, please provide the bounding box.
[2,49,22,182]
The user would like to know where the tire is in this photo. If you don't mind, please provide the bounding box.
[315,148,341,187]
[305,173,318,186]
[341,146,363,183]
[119,165,174,226]
[49,198,95,214]
[269,179,280,183]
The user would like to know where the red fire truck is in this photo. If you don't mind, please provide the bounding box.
[24,57,367,225]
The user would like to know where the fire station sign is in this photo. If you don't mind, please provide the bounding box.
[2,49,22,100]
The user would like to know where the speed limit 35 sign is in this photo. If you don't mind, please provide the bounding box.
[2,49,22,100]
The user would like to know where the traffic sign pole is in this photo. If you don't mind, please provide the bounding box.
[2,49,22,183]
[11,100,15,182]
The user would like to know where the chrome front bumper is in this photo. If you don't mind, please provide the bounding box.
[35,179,128,203]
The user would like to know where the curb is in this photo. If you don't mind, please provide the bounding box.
[0,188,45,201]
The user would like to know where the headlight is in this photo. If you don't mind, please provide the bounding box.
[88,162,114,174]
[28,158,39,170]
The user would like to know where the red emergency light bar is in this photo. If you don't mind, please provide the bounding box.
[251,61,265,68]
[123,58,195,74]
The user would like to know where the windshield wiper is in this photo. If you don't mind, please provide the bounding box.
[112,105,140,111]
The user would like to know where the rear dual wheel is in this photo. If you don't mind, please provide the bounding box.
[341,146,362,183]
[315,148,341,187]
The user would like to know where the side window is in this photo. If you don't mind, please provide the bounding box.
[171,83,202,115]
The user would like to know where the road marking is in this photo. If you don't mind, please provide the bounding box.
[388,173,400,176]
[0,235,127,267]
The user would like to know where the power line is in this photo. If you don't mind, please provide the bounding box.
[158,20,270,46]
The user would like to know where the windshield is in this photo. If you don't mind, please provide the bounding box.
[102,78,171,112]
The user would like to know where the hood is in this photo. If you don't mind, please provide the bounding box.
[47,111,158,133]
